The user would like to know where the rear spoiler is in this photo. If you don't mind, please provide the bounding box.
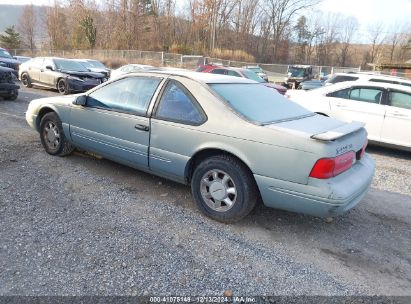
[311,121,365,141]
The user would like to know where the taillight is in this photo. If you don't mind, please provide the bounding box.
[309,151,355,179]
[357,140,368,160]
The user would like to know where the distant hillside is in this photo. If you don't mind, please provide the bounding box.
[0,5,47,33]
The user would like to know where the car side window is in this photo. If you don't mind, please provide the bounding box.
[31,58,44,68]
[327,88,350,99]
[350,87,383,104]
[227,70,241,77]
[210,69,227,75]
[327,75,359,84]
[389,91,411,110]
[87,76,162,115]
[155,80,205,125]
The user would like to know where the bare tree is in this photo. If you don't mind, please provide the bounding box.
[385,22,411,63]
[262,0,320,61]
[338,16,358,67]
[367,22,385,63]
[18,4,37,52]
[46,1,68,50]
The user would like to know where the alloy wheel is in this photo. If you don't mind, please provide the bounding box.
[200,169,237,212]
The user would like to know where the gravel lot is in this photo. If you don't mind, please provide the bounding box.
[0,87,410,296]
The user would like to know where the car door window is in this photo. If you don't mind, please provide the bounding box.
[43,58,54,69]
[155,80,205,125]
[31,58,43,68]
[389,91,411,110]
[349,87,383,104]
[87,76,162,115]
[327,88,350,99]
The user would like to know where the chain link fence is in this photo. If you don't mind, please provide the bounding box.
[11,48,364,82]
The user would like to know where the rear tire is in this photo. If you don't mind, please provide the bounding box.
[191,155,258,223]
[39,112,75,156]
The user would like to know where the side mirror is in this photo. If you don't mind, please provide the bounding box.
[73,95,87,106]
[45,65,53,71]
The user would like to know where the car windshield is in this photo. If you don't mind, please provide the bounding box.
[82,60,105,68]
[242,70,265,83]
[289,67,305,77]
[0,49,13,59]
[54,59,89,72]
[210,83,312,124]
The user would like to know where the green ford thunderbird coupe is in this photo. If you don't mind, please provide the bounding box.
[26,70,375,222]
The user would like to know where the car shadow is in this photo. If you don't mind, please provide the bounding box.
[367,144,411,160]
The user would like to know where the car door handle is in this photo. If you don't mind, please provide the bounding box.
[40,69,44,72]
[392,113,407,117]
[134,124,149,131]
[335,103,347,108]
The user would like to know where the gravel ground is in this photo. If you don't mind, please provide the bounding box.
[0,87,410,296]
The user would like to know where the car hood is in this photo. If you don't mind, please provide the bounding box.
[87,67,109,74]
[60,70,105,78]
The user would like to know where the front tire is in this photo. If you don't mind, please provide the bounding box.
[39,112,75,156]
[57,78,70,95]
[191,155,258,223]
[21,73,32,88]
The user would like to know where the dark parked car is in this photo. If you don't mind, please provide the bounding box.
[0,66,19,100]
[0,48,20,77]
[197,65,287,95]
[19,57,106,95]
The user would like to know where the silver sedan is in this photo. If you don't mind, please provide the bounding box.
[26,70,375,222]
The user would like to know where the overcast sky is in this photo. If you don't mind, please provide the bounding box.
[2,0,410,36]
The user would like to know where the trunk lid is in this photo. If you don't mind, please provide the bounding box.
[265,114,367,156]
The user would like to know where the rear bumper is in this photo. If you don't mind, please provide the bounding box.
[254,154,375,217]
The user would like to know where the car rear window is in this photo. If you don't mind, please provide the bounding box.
[209,83,313,124]
[327,75,359,84]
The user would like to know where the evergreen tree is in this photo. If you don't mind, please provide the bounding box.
[0,26,21,49]
[80,15,97,49]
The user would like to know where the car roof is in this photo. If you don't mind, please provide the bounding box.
[332,72,411,82]
[315,80,411,94]
[129,69,256,84]
[125,63,154,67]
[208,66,250,73]
[76,59,101,62]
